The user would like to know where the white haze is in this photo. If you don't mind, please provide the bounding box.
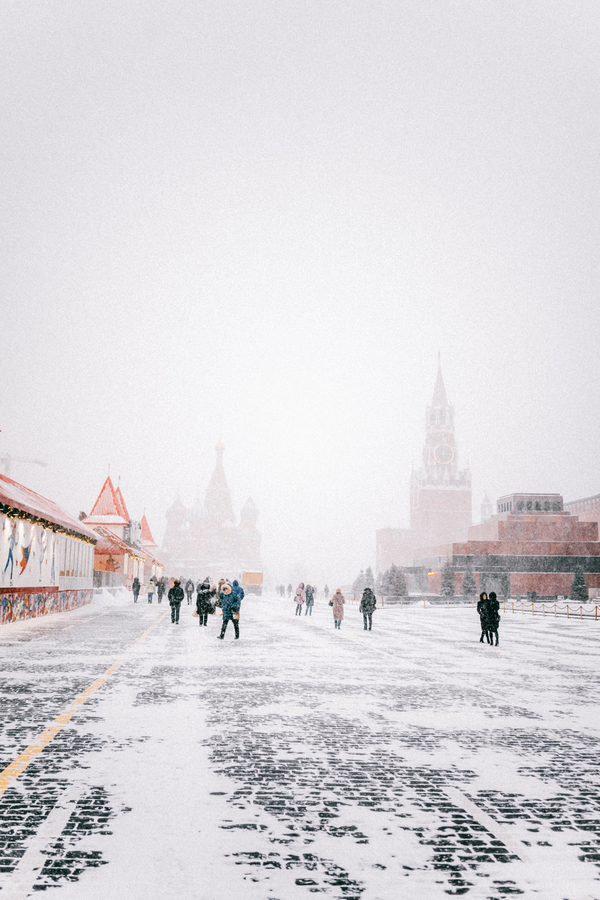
[1,0,600,586]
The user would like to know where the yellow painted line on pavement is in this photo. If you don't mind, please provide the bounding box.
[0,611,169,799]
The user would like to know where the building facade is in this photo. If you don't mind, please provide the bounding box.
[162,443,262,580]
[84,476,163,589]
[1,474,96,625]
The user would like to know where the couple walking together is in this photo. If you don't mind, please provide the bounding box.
[477,591,501,646]
[294,583,315,615]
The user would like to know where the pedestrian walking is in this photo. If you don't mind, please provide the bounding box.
[332,588,345,629]
[287,584,293,598]
[147,576,157,604]
[217,581,241,640]
[324,585,330,600]
[487,591,501,646]
[168,579,185,624]
[304,584,315,616]
[185,579,194,605]
[477,592,490,644]
[295,582,305,616]
[196,577,215,626]
[157,578,165,604]
[359,586,376,630]
[232,579,245,604]
[132,577,140,603]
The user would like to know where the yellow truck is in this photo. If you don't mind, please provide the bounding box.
[242,571,263,596]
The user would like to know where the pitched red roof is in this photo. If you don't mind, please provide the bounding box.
[141,514,156,545]
[115,486,129,521]
[89,476,121,518]
[0,474,97,542]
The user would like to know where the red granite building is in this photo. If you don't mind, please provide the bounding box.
[416,492,600,599]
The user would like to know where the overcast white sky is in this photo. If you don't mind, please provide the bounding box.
[1,0,599,585]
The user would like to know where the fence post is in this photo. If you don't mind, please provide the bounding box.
[521,602,524,615]
[580,606,583,620]
[554,604,556,618]
[567,605,569,619]
[511,602,514,614]
[532,603,534,616]
[543,604,545,617]
[423,597,426,609]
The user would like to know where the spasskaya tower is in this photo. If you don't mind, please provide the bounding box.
[409,357,472,551]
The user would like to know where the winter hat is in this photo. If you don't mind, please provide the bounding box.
[222,582,232,594]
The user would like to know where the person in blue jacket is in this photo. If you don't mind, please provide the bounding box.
[218,581,241,640]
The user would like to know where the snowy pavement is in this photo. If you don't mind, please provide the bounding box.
[0,592,599,900]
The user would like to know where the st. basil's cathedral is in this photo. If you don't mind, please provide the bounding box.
[162,443,262,580]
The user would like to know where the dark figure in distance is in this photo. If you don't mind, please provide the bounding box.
[287,583,293,598]
[185,579,194,605]
[218,581,241,640]
[359,586,376,630]
[196,578,215,626]
[132,577,140,603]
[157,578,166,604]
[304,584,315,615]
[168,579,185,624]
[477,592,491,644]
[486,591,501,646]
[324,585,329,600]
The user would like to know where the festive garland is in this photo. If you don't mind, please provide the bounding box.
[0,503,97,545]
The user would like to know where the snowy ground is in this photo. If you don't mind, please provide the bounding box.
[0,592,599,900]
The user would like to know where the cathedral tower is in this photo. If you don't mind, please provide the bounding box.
[409,358,472,551]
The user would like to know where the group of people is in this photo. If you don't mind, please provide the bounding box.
[477,591,501,645]
[293,583,378,631]
[131,575,244,639]
[131,576,168,604]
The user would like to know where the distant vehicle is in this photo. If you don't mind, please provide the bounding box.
[242,571,263,595]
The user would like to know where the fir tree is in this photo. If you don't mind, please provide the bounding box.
[461,560,477,598]
[393,566,408,597]
[364,566,374,589]
[352,569,366,599]
[569,566,589,604]
[441,559,455,598]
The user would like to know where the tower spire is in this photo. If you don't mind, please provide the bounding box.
[432,355,448,407]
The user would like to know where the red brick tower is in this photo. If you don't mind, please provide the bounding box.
[410,358,472,552]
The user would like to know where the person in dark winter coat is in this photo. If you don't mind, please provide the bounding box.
[304,584,315,615]
[359,587,376,630]
[295,583,305,616]
[218,581,241,640]
[157,578,166,604]
[332,588,345,629]
[196,578,215,626]
[232,579,245,603]
[168,579,185,624]
[477,592,490,643]
[132,577,141,603]
[486,591,501,646]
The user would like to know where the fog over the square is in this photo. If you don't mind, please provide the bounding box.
[1,0,599,586]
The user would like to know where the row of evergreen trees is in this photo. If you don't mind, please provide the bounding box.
[440,558,589,603]
[353,560,589,602]
[352,565,408,598]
